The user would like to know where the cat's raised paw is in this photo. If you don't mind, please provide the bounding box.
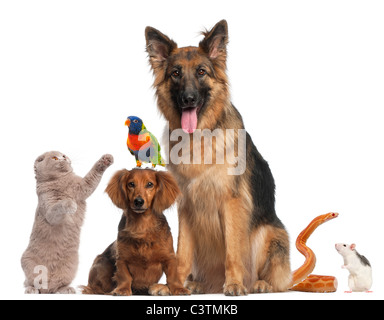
[98,154,114,170]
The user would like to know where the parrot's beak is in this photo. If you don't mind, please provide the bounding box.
[125,119,131,127]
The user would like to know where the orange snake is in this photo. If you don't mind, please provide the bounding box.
[290,212,339,293]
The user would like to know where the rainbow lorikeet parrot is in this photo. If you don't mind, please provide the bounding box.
[125,116,166,168]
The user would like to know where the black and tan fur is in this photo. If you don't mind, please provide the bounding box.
[145,20,291,295]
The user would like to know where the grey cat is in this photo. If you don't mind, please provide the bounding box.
[21,151,113,294]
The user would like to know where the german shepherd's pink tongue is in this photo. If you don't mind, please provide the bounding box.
[181,107,197,133]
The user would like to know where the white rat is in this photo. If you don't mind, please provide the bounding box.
[335,243,372,292]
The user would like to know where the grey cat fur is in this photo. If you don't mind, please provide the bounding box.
[21,151,113,294]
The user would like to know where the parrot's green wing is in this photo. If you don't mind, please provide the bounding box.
[148,131,166,167]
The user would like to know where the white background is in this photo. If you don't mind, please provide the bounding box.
[0,0,383,300]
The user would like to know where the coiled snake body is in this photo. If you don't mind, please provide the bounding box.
[290,212,339,293]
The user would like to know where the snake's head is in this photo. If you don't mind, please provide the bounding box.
[326,212,339,221]
[315,212,339,227]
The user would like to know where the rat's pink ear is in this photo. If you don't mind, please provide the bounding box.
[350,244,356,250]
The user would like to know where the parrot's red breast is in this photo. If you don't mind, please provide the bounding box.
[127,132,151,151]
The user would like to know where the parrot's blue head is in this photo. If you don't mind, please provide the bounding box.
[125,116,146,135]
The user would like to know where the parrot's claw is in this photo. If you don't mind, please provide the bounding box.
[136,160,142,167]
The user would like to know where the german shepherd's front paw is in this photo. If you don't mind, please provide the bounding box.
[251,280,273,293]
[171,287,191,296]
[224,283,248,296]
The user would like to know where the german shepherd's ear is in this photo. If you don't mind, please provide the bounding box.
[152,171,180,213]
[199,19,228,60]
[105,169,131,210]
[145,27,177,67]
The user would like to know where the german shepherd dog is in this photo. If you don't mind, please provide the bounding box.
[145,20,292,295]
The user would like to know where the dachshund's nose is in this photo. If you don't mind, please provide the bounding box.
[134,197,144,208]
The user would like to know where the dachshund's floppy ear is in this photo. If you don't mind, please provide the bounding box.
[153,171,181,213]
[105,169,131,209]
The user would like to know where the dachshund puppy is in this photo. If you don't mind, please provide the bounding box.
[82,168,190,296]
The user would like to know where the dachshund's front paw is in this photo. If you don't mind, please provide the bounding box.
[112,287,132,296]
[149,284,170,296]
[171,287,191,296]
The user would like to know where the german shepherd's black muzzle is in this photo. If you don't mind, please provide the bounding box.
[172,76,208,133]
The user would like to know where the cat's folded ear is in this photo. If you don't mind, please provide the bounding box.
[105,169,131,209]
[34,154,46,179]
[36,155,45,163]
